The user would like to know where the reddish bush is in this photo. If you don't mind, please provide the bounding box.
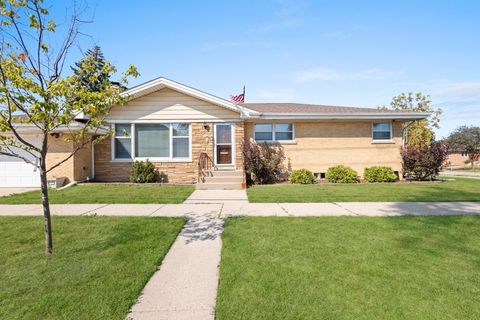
[243,140,285,185]
[401,141,448,180]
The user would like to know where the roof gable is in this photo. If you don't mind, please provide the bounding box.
[121,77,257,117]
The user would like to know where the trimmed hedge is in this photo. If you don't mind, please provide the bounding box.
[326,165,359,183]
[130,160,158,183]
[289,169,316,184]
[364,166,397,182]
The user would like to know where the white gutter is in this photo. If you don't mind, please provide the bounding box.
[11,123,109,134]
[248,112,430,120]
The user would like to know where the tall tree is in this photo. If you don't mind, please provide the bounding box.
[0,0,139,255]
[389,92,442,148]
[445,126,480,168]
[71,45,109,92]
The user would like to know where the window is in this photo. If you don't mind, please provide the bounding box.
[254,124,273,141]
[172,123,189,158]
[254,123,294,141]
[113,123,190,160]
[275,124,293,140]
[135,124,170,158]
[114,124,132,159]
[372,122,392,141]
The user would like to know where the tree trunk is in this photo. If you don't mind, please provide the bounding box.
[40,157,53,256]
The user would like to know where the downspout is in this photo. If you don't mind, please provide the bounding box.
[91,141,95,180]
[402,121,416,148]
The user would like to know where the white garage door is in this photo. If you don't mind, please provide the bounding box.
[0,160,40,187]
[0,134,41,187]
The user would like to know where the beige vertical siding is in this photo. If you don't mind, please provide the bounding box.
[245,121,405,178]
[108,88,241,121]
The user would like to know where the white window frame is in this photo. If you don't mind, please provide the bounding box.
[254,123,295,142]
[372,121,393,143]
[111,123,192,162]
[112,123,133,160]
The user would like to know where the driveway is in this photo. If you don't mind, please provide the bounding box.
[0,188,37,197]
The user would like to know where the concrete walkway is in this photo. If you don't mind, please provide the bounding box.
[128,210,223,320]
[441,171,480,179]
[1,201,479,217]
[184,190,248,204]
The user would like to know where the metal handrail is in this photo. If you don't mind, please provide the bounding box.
[198,152,215,183]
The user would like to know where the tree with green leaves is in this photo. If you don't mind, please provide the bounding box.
[445,126,480,168]
[0,0,139,255]
[389,92,442,148]
[71,45,110,92]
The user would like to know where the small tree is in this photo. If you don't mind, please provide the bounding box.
[445,126,480,168]
[388,92,442,148]
[0,1,138,255]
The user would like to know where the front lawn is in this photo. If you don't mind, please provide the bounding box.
[247,177,480,202]
[0,216,185,319]
[217,217,480,319]
[0,184,195,204]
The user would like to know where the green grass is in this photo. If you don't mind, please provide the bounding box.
[0,216,185,319]
[0,184,195,204]
[217,217,480,320]
[247,177,480,202]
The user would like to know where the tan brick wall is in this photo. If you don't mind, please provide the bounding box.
[245,120,404,178]
[94,122,222,183]
[73,141,92,181]
[46,134,92,184]
[46,134,74,183]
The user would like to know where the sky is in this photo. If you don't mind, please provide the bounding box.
[52,0,479,138]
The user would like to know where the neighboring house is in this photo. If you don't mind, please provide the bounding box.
[0,77,429,188]
[445,151,478,168]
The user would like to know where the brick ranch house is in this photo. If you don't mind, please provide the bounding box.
[0,77,429,188]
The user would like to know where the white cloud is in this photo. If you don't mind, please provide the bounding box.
[433,81,480,98]
[294,67,403,82]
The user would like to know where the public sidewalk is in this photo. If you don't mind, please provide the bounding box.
[1,201,479,217]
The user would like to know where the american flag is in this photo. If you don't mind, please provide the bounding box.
[230,86,245,104]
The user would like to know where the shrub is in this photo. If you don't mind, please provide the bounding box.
[243,140,285,185]
[289,169,316,184]
[401,141,448,180]
[130,160,158,183]
[326,165,359,183]
[364,166,397,182]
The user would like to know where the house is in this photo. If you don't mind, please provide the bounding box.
[0,77,429,188]
[445,151,478,168]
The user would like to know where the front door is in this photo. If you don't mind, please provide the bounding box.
[215,124,233,165]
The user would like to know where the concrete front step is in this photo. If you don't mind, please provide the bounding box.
[208,170,244,177]
[196,182,243,190]
[204,176,243,183]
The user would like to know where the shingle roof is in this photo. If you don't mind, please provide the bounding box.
[241,103,406,114]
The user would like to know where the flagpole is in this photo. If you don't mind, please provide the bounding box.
[243,85,245,102]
